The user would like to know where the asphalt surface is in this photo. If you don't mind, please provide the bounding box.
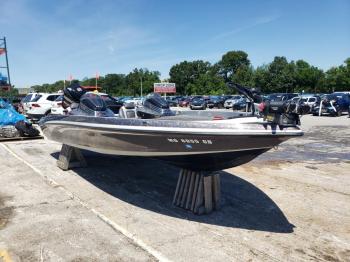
[0,114,349,261]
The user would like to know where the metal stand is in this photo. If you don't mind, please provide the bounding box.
[57,144,87,171]
[173,169,221,215]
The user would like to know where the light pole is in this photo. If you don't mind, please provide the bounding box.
[140,75,143,97]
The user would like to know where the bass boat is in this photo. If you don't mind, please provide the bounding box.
[39,83,308,171]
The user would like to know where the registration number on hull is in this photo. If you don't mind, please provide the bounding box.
[167,138,213,144]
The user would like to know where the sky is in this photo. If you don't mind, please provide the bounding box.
[1,0,349,88]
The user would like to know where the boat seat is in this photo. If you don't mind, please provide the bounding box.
[119,102,137,119]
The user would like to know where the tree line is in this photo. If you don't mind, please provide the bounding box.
[30,50,350,96]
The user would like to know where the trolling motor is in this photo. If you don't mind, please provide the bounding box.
[258,100,310,126]
[226,82,309,126]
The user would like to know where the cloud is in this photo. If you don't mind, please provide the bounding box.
[211,14,281,41]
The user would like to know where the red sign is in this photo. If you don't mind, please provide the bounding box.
[0,48,5,55]
[154,83,176,93]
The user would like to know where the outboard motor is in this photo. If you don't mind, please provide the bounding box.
[63,84,114,117]
[63,83,86,108]
[225,81,309,127]
[259,100,310,126]
[78,93,114,117]
[137,93,175,119]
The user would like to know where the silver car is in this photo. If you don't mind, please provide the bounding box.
[224,95,244,109]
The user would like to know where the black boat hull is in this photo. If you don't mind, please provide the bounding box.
[40,115,300,171]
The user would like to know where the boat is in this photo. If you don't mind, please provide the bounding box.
[39,83,307,171]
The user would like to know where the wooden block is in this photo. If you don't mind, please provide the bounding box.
[212,173,221,210]
[185,171,196,209]
[173,169,184,205]
[57,144,73,170]
[203,175,213,214]
[194,175,204,214]
[190,173,200,211]
[180,170,191,207]
[57,144,86,171]
[176,169,187,206]
[74,148,87,167]
[173,170,221,215]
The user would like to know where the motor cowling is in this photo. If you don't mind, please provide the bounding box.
[78,93,114,117]
[63,83,86,109]
[137,93,175,118]
[259,100,309,126]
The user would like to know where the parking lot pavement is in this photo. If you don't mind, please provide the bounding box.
[0,145,155,261]
[0,114,349,261]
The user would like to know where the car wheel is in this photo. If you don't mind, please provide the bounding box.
[337,110,342,116]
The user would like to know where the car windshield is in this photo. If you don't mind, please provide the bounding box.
[268,94,283,101]
[232,96,241,100]
[194,98,204,102]
[31,95,42,102]
[322,94,338,100]
[55,95,63,102]
[22,94,33,102]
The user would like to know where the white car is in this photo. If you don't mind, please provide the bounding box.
[125,97,143,106]
[50,95,65,115]
[27,93,61,121]
[224,95,244,109]
[20,93,39,114]
[291,96,320,107]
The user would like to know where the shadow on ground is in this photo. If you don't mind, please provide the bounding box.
[51,151,294,233]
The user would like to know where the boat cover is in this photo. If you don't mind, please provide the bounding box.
[0,98,26,126]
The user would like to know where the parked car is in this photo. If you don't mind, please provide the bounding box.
[207,96,225,109]
[224,95,244,109]
[190,97,206,110]
[179,97,191,107]
[222,95,233,102]
[267,93,299,102]
[166,97,179,107]
[232,97,247,110]
[20,93,39,114]
[311,93,350,116]
[11,97,22,112]
[119,96,133,104]
[292,96,320,107]
[124,97,143,106]
[291,96,321,113]
[26,93,61,121]
[50,95,64,115]
[97,93,124,114]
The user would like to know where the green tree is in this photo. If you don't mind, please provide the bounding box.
[219,50,250,79]
[125,68,160,96]
[294,60,324,93]
[253,65,269,92]
[325,58,350,92]
[102,74,126,95]
[186,66,227,95]
[263,56,296,93]
[169,60,211,95]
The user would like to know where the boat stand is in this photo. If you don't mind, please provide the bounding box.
[57,144,87,171]
[173,169,221,215]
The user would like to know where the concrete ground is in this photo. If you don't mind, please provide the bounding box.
[0,114,349,261]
